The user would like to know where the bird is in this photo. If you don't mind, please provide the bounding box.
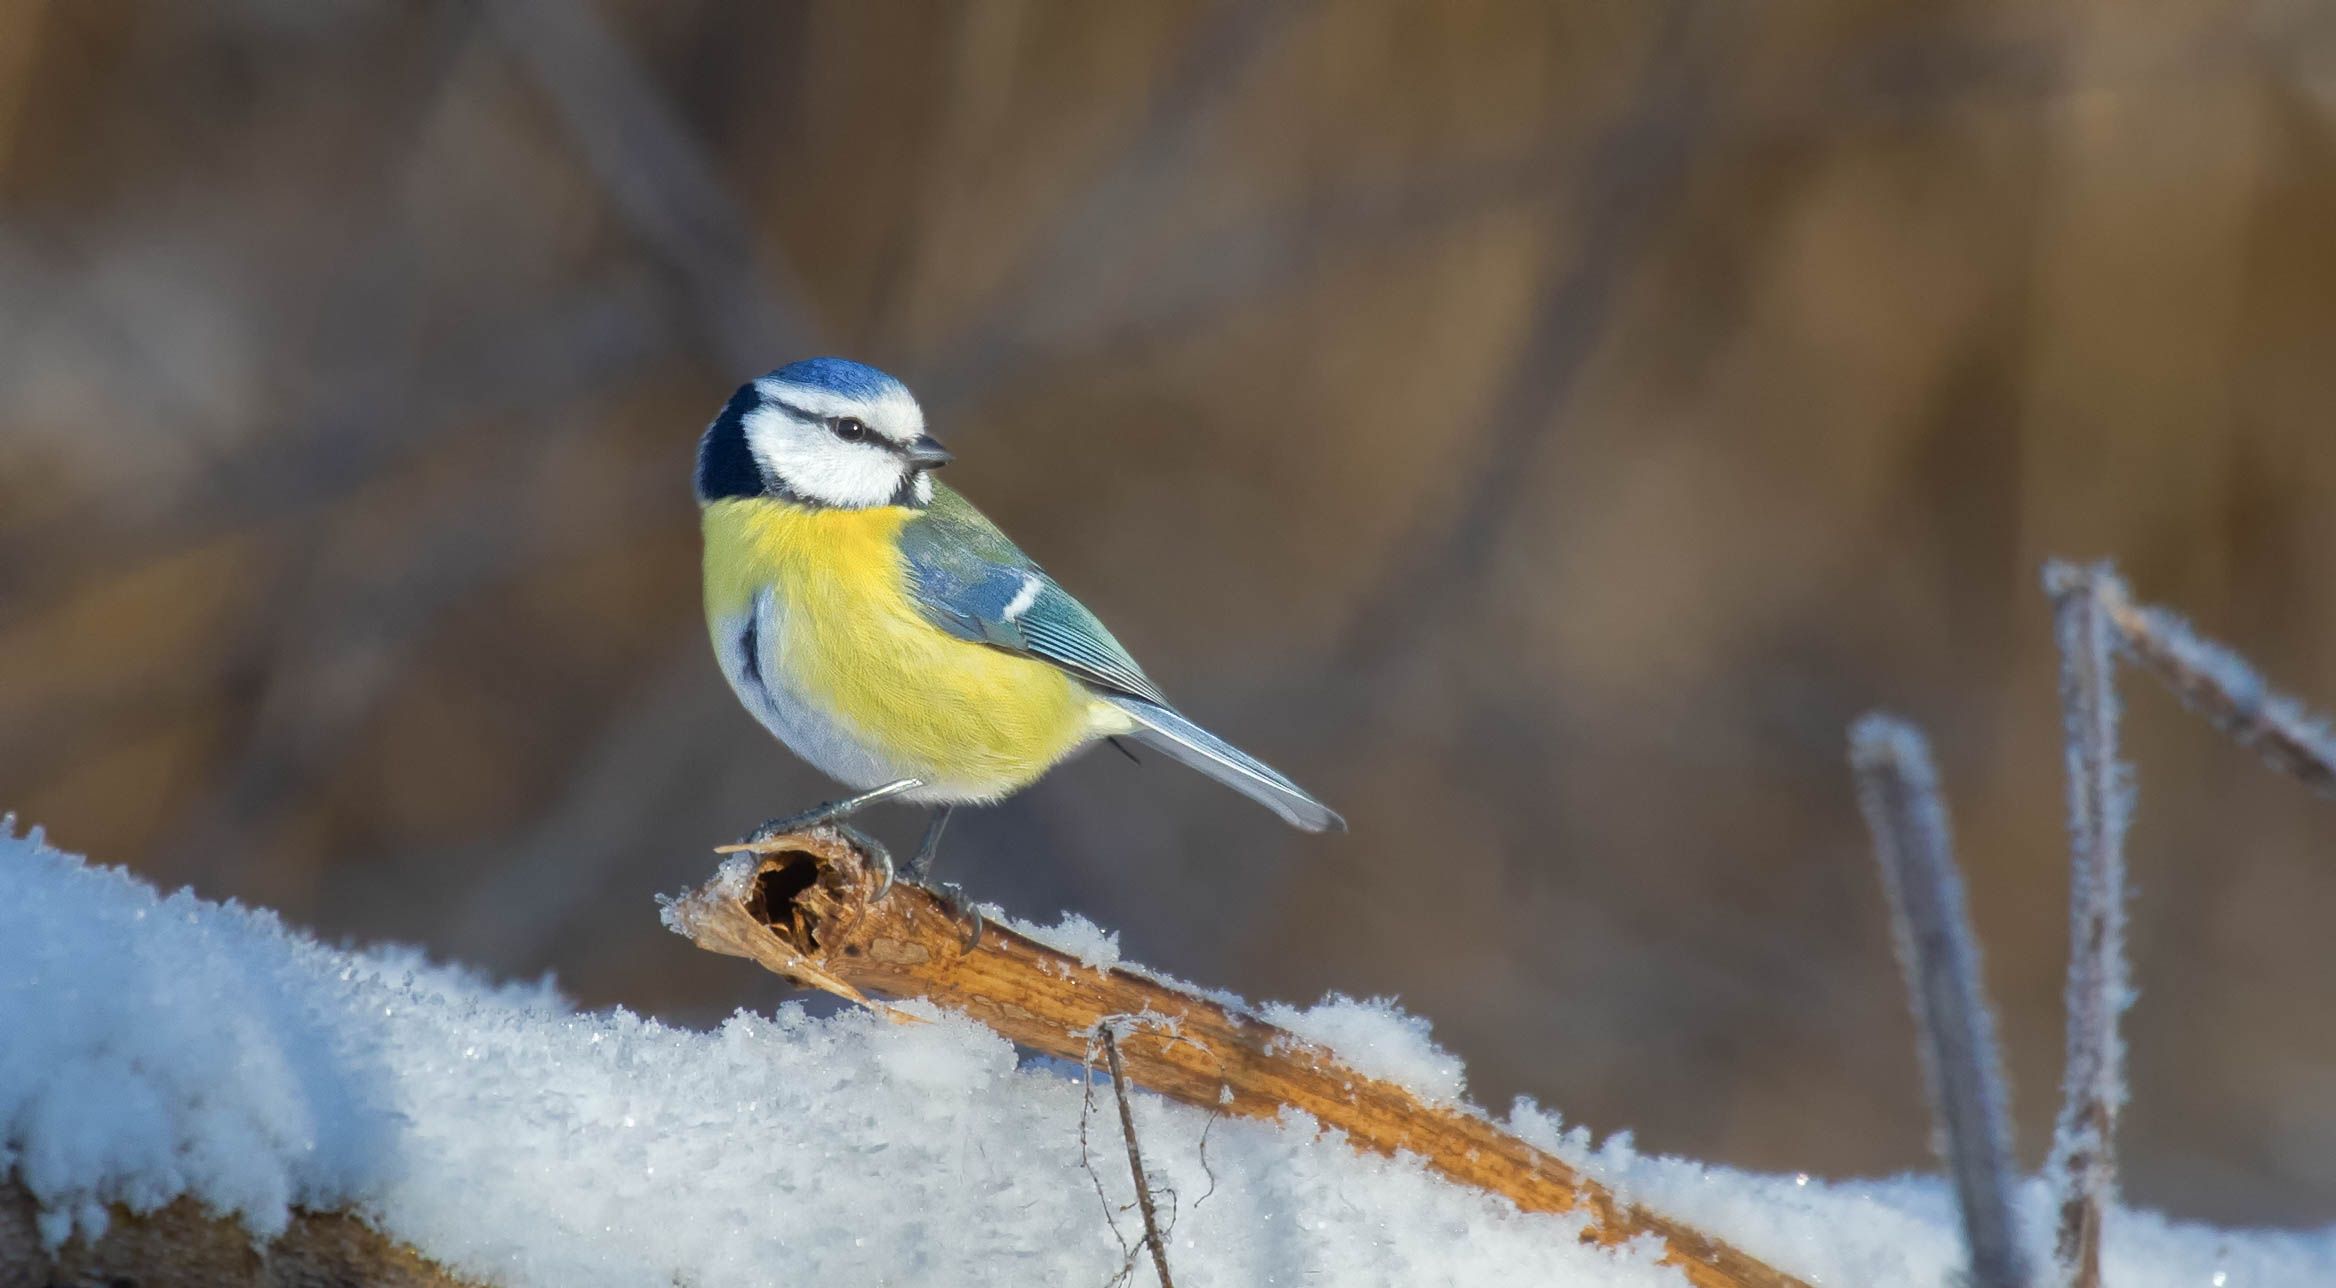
[696,357,1342,891]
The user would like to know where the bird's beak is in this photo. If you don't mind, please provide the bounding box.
[905,435,953,468]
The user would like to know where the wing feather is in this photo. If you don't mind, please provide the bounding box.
[898,482,1342,831]
[900,483,1168,705]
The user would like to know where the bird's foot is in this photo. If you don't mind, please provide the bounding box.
[932,882,984,952]
[737,779,925,846]
[838,824,895,899]
[865,804,954,906]
[903,806,954,885]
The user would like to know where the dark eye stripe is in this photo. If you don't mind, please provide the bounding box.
[766,395,910,454]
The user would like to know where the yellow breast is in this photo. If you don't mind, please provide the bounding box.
[702,498,1109,799]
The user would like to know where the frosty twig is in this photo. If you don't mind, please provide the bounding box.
[667,830,1813,1288]
[1104,1027,1179,1288]
[2043,564,2133,1288]
[2036,557,2336,1285]
[1848,716,2032,1288]
[2074,562,2336,798]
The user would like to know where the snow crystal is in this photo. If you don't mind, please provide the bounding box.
[1006,910,1122,970]
[3,825,2332,1288]
[1260,992,1469,1103]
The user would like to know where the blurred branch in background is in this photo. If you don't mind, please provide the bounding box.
[0,2,50,183]
[0,4,479,615]
[141,275,677,893]
[442,645,724,968]
[487,0,813,370]
[1850,716,2031,1288]
[921,0,1311,401]
[1333,0,1719,678]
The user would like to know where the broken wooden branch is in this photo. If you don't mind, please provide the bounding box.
[664,828,1813,1288]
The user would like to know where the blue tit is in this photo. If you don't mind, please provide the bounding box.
[696,357,1342,883]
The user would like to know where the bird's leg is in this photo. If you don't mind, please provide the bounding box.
[905,805,954,883]
[888,804,979,948]
[740,778,923,845]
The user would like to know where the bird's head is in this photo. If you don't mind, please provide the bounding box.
[695,357,953,509]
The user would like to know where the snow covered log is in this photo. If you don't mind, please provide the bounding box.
[7,822,2330,1285]
[0,1180,474,1287]
[664,829,1809,1288]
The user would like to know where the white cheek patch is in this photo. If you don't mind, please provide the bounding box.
[743,405,908,508]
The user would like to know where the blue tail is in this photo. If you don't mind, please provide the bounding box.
[1100,695,1345,832]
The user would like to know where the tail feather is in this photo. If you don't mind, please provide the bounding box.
[1100,695,1345,832]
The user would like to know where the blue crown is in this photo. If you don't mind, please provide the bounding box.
[766,357,908,401]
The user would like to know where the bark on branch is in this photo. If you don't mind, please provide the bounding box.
[665,828,1813,1288]
[0,1179,478,1288]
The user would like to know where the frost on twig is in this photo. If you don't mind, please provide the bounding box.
[1105,1026,1179,1288]
[1078,1021,1181,1288]
[2064,561,2336,798]
[1848,715,2032,1288]
[2042,563,2136,1288]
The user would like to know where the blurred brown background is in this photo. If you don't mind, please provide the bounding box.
[5,0,2334,1228]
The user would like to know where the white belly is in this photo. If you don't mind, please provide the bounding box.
[712,590,922,793]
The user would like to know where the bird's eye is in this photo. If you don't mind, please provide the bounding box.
[831,417,870,443]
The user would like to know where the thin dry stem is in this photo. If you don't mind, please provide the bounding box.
[2043,563,2132,1288]
[2076,564,2336,798]
[1105,1027,1179,1288]
[1078,1044,1143,1286]
[1849,715,2032,1288]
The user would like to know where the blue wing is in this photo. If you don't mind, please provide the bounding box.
[899,482,1344,832]
[900,483,1168,706]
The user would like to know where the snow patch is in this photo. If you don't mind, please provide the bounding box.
[1260,992,1468,1103]
[1008,911,1122,971]
[2,824,2330,1287]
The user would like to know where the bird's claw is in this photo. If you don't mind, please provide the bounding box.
[933,882,984,951]
[863,834,897,902]
[819,823,895,900]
